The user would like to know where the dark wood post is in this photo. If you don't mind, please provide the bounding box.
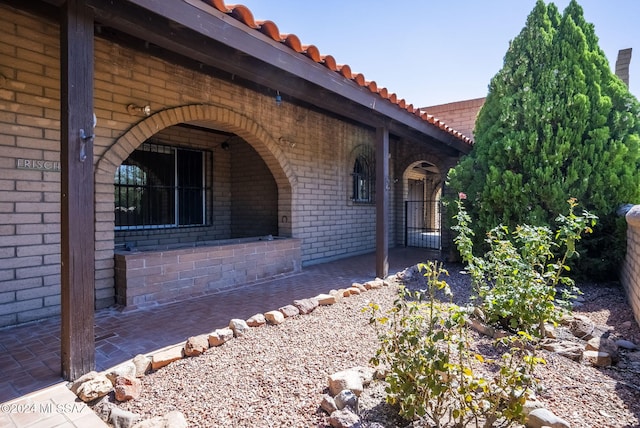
[375,126,389,278]
[61,0,96,380]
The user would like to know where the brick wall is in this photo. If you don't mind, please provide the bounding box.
[115,238,301,307]
[0,4,457,327]
[423,97,485,141]
[621,205,640,326]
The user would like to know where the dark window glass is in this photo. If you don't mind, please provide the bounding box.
[352,154,374,203]
[115,142,205,229]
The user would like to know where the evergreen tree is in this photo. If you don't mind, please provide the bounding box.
[448,0,640,278]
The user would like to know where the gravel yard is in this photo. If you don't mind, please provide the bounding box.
[110,263,640,427]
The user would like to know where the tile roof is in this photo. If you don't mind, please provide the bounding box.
[201,0,473,145]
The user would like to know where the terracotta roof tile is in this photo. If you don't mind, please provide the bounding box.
[198,1,473,145]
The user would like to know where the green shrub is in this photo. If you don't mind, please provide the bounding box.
[367,261,543,427]
[453,196,596,337]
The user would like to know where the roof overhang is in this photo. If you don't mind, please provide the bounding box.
[39,0,472,155]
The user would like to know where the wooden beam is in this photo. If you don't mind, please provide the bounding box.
[376,126,389,279]
[60,0,96,380]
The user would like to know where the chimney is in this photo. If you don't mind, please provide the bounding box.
[615,48,632,87]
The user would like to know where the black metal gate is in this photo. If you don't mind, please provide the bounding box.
[404,200,441,249]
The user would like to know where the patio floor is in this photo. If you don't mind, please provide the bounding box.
[0,247,439,406]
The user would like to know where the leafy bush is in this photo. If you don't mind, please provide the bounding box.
[453,196,596,337]
[367,261,543,427]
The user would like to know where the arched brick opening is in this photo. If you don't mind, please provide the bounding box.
[93,104,297,307]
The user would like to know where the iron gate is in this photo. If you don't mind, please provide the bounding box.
[404,200,441,249]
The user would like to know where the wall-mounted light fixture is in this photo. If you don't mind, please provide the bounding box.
[275,90,282,106]
[221,141,230,151]
[278,136,296,149]
[127,104,151,116]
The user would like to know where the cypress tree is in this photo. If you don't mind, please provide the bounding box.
[447,0,640,278]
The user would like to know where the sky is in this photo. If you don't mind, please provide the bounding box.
[236,0,639,107]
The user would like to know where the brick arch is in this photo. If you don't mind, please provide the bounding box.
[93,104,296,307]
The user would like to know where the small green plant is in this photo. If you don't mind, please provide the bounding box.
[367,261,542,427]
[452,195,597,337]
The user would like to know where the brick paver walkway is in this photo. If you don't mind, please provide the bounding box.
[0,247,438,426]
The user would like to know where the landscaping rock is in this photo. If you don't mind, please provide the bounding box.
[151,346,184,370]
[334,389,358,410]
[316,293,337,305]
[526,407,570,428]
[541,339,584,361]
[328,369,364,396]
[114,375,142,402]
[229,318,250,337]
[329,408,361,428]
[184,335,209,357]
[208,328,233,347]
[106,362,137,385]
[109,406,140,428]
[246,313,266,327]
[264,310,285,325]
[583,350,612,367]
[321,394,338,414]
[75,373,113,402]
[615,339,639,350]
[293,298,318,314]
[132,354,151,377]
[586,336,618,362]
[278,304,300,318]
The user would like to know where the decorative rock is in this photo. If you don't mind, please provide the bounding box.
[329,290,344,302]
[229,318,250,337]
[351,283,367,292]
[151,346,184,370]
[109,406,140,428]
[329,408,361,428]
[615,339,639,350]
[106,362,137,385]
[583,350,612,367]
[75,373,113,402]
[364,279,384,290]
[466,318,496,338]
[523,399,545,416]
[346,287,361,295]
[246,313,266,327]
[208,328,234,347]
[328,369,364,396]
[341,289,351,297]
[265,310,285,325]
[334,389,358,410]
[293,298,318,314]
[321,394,338,414]
[184,335,209,357]
[278,304,300,318]
[569,314,605,340]
[132,354,151,377]
[540,339,584,361]
[316,293,338,305]
[526,407,570,428]
[586,336,618,361]
[93,395,117,422]
[114,375,142,402]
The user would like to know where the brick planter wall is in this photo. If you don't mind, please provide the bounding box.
[115,238,301,308]
[622,205,640,326]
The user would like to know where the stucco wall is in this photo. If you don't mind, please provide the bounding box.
[621,205,640,327]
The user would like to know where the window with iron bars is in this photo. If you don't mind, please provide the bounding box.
[114,141,207,229]
[351,149,375,203]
